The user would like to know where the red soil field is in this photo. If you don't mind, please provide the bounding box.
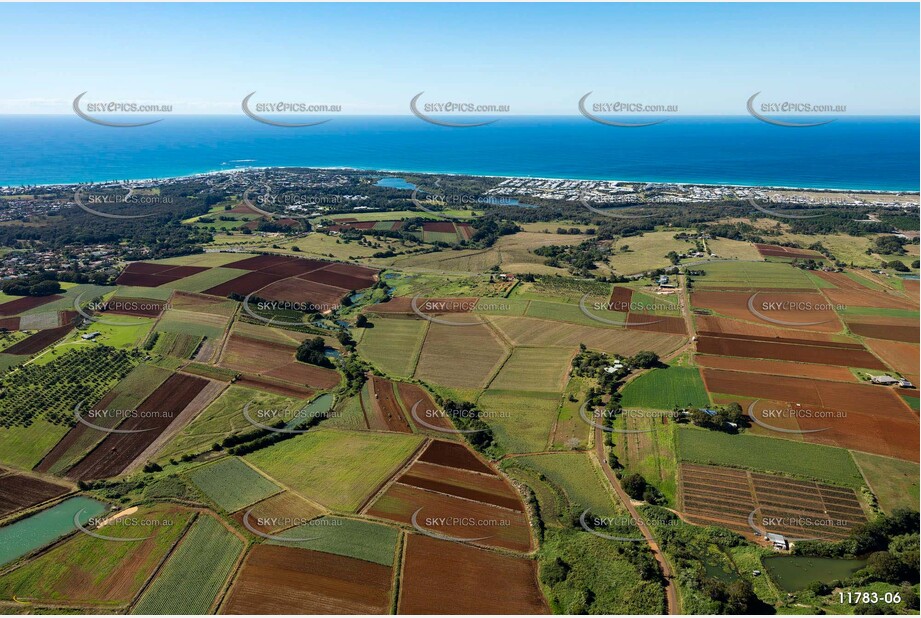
[120,262,174,275]
[609,286,632,312]
[0,474,70,518]
[366,482,532,552]
[695,315,846,344]
[695,354,858,382]
[398,534,548,614]
[112,273,174,287]
[692,290,843,332]
[422,221,456,233]
[221,334,341,390]
[323,261,379,285]
[367,376,413,433]
[257,278,346,311]
[4,324,74,355]
[822,287,918,311]
[847,320,919,343]
[115,263,208,286]
[696,335,886,369]
[66,373,208,480]
[202,271,283,297]
[813,271,872,290]
[399,461,523,511]
[0,295,62,316]
[0,317,20,330]
[299,264,378,291]
[222,545,392,614]
[798,405,919,462]
[697,330,864,350]
[863,338,919,380]
[416,440,493,474]
[904,279,919,296]
[457,223,473,241]
[754,244,824,260]
[259,259,327,277]
[627,314,686,335]
[700,368,912,416]
[224,254,298,270]
[395,382,454,433]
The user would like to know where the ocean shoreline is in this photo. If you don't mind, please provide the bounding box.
[3,165,918,196]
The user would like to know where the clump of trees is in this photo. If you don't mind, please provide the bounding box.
[295,337,333,368]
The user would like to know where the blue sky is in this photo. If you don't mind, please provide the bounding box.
[0,3,918,115]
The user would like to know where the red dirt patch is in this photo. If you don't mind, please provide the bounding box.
[695,315,846,344]
[847,320,919,343]
[696,334,886,369]
[3,324,74,355]
[693,290,843,332]
[863,338,919,378]
[627,314,687,335]
[0,474,70,518]
[0,295,62,316]
[416,440,493,475]
[695,354,858,382]
[700,368,911,416]
[0,317,21,330]
[299,263,378,291]
[66,373,208,480]
[422,221,456,233]
[609,287,633,312]
[754,244,824,260]
[367,376,412,433]
[822,287,918,311]
[221,333,340,390]
[258,278,346,312]
[395,383,454,433]
[222,545,392,614]
[398,534,548,614]
[202,271,283,297]
[235,374,316,399]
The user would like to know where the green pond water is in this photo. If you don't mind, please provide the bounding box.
[0,496,108,566]
[764,555,867,592]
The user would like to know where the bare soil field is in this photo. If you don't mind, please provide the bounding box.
[235,374,316,399]
[822,287,918,311]
[398,534,548,614]
[395,382,454,433]
[220,333,340,390]
[367,376,413,433]
[680,463,866,540]
[694,315,848,343]
[116,262,208,286]
[695,335,886,369]
[0,295,62,316]
[695,354,858,382]
[416,440,493,474]
[231,491,324,534]
[700,368,911,416]
[257,277,346,311]
[754,244,824,260]
[692,290,843,332]
[0,473,69,518]
[202,271,283,297]
[609,286,632,311]
[66,373,208,480]
[863,338,920,385]
[400,461,523,511]
[847,320,919,343]
[221,545,392,614]
[626,314,687,335]
[3,324,74,355]
[300,263,379,290]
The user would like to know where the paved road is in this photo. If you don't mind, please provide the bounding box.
[594,425,679,615]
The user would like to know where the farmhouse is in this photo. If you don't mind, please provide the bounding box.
[81,331,101,340]
[870,375,900,385]
[766,532,789,551]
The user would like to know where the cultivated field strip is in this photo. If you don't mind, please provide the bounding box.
[679,463,867,541]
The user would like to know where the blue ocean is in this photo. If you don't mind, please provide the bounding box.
[0,115,917,190]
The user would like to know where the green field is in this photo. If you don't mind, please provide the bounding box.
[245,428,423,512]
[524,299,627,328]
[551,377,593,450]
[132,515,243,614]
[478,389,561,454]
[113,285,175,300]
[508,452,618,516]
[676,428,865,487]
[356,317,428,377]
[692,260,816,289]
[0,420,70,469]
[186,457,282,512]
[0,504,191,606]
[852,451,920,513]
[267,516,399,566]
[488,347,573,392]
[152,331,203,359]
[620,366,710,410]
[163,267,248,293]
[157,386,307,461]
[20,284,113,315]
[154,310,228,339]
